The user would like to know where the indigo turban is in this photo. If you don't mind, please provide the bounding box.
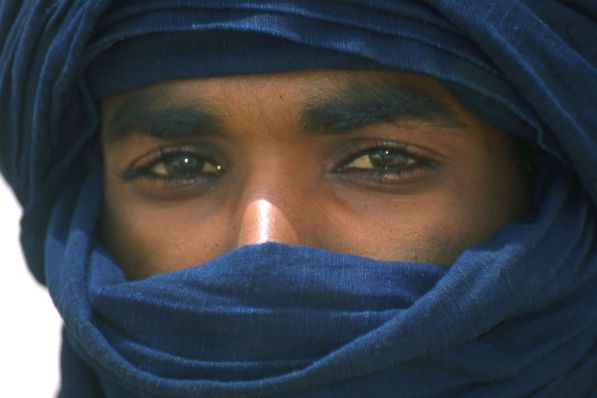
[0,1,596,397]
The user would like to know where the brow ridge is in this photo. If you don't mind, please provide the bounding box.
[104,93,223,143]
[300,81,466,134]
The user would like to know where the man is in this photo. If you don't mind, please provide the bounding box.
[1,1,595,397]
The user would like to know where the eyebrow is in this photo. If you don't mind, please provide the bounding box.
[103,79,466,143]
[103,92,223,143]
[300,80,466,134]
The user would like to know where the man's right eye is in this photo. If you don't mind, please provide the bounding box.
[148,153,222,179]
[123,146,223,184]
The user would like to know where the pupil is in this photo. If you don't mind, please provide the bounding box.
[370,150,406,169]
[168,155,200,174]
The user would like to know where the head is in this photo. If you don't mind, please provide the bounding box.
[3,2,596,396]
[99,69,531,279]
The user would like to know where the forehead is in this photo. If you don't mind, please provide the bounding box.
[101,69,460,114]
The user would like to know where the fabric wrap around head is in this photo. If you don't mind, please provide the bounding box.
[1,1,596,397]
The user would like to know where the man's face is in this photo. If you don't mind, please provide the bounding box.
[100,70,529,279]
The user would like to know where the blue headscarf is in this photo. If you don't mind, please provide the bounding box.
[1,1,596,397]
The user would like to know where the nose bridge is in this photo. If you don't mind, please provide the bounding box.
[234,165,303,247]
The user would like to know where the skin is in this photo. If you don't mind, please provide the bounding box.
[100,69,530,280]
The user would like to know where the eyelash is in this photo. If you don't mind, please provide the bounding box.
[123,141,437,188]
[332,141,437,185]
[123,146,223,185]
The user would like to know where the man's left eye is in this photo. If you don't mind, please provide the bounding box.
[332,145,438,187]
[342,149,417,171]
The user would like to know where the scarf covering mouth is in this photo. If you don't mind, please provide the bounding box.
[1,1,596,397]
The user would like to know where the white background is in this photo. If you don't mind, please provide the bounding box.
[0,177,61,397]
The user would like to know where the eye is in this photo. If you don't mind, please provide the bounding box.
[333,143,438,187]
[123,146,224,184]
[149,153,222,179]
[342,149,417,171]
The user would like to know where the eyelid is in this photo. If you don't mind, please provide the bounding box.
[342,150,417,170]
[122,144,224,181]
[330,139,439,172]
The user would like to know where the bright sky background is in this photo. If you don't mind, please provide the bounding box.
[0,177,61,397]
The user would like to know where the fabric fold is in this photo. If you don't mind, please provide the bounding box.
[44,157,597,397]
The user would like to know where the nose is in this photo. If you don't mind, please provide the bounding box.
[236,198,300,247]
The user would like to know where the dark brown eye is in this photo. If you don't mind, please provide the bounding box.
[149,154,221,178]
[123,146,224,185]
[343,149,417,171]
[331,143,439,189]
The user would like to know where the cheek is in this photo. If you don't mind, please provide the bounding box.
[101,180,230,279]
[419,141,529,256]
[312,186,475,265]
[332,157,527,265]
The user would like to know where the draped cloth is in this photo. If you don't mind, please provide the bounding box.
[1,1,596,397]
